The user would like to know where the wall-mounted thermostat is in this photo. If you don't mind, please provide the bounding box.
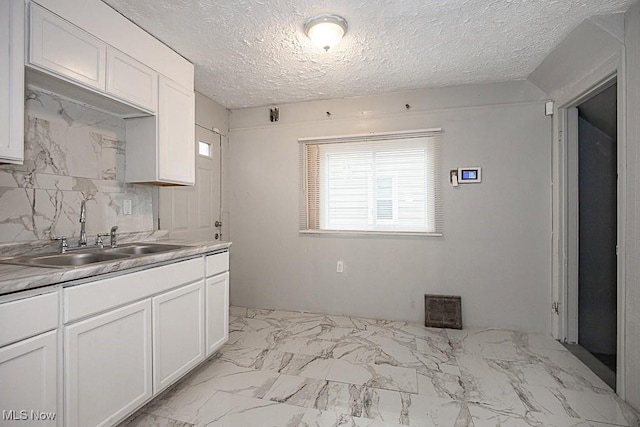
[458,167,481,183]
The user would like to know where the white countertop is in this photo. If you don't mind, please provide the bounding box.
[0,239,231,297]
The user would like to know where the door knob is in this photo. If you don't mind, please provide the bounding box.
[215,220,222,228]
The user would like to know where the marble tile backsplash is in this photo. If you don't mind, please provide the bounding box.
[0,89,154,244]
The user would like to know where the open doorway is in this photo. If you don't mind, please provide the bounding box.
[566,82,618,389]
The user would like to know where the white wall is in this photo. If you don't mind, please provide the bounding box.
[196,92,229,136]
[228,81,552,333]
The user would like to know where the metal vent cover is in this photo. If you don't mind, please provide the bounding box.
[424,294,462,329]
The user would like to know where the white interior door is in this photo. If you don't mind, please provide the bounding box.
[159,126,222,240]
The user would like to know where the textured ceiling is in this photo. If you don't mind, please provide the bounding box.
[102,0,635,109]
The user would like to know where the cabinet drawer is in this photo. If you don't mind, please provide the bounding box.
[206,251,229,277]
[107,47,157,112]
[64,257,204,323]
[0,291,58,347]
[29,3,107,90]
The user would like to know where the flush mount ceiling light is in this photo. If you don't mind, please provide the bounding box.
[304,14,348,51]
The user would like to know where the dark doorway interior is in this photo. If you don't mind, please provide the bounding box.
[576,83,617,386]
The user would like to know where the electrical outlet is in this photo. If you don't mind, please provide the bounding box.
[123,199,132,215]
[337,260,344,273]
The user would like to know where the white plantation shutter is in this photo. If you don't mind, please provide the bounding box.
[299,129,442,235]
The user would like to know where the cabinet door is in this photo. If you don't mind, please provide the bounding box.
[29,3,106,91]
[158,76,195,185]
[0,331,58,426]
[152,281,204,393]
[206,272,229,356]
[0,0,24,164]
[64,300,152,427]
[106,47,157,112]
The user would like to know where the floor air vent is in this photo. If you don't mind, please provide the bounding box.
[424,294,462,329]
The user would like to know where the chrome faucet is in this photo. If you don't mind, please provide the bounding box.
[79,200,87,247]
[52,236,68,253]
[110,225,118,248]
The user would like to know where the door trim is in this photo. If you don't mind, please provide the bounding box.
[552,52,626,396]
[565,107,579,344]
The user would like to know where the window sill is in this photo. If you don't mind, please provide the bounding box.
[299,230,443,237]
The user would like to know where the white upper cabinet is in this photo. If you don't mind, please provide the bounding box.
[158,76,196,185]
[124,76,196,185]
[107,47,157,113]
[25,0,196,185]
[29,2,106,91]
[0,0,25,165]
[32,0,193,90]
[28,2,156,114]
[26,0,193,107]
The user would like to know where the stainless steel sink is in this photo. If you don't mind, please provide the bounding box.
[0,242,187,268]
[105,243,186,255]
[3,252,130,268]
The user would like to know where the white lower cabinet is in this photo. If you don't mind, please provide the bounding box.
[4,251,229,427]
[0,290,59,426]
[152,281,204,393]
[0,331,58,426]
[64,300,152,427]
[206,272,229,356]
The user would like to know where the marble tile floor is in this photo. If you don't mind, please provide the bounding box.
[121,306,640,427]
[563,344,616,391]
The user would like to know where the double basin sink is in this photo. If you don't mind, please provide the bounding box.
[0,243,186,268]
